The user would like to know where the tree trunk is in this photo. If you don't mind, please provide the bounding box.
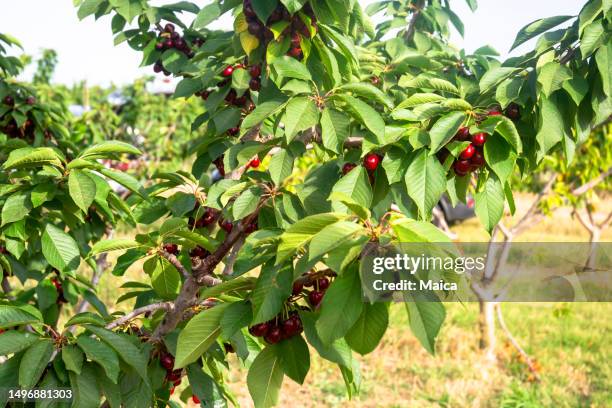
[586,228,600,270]
[478,300,497,363]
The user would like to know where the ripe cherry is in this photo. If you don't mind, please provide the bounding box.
[164,39,174,48]
[470,151,485,168]
[460,144,476,160]
[166,370,182,382]
[317,277,330,291]
[249,322,270,337]
[454,160,471,176]
[309,290,324,307]
[219,219,233,233]
[363,153,380,171]
[472,133,487,146]
[455,126,471,141]
[189,246,208,259]
[0,329,4,335]
[117,162,129,171]
[221,65,234,77]
[227,127,240,136]
[342,163,356,175]
[175,38,186,49]
[155,42,164,50]
[192,395,201,404]
[170,387,175,395]
[249,64,261,78]
[3,96,14,106]
[264,327,282,344]
[505,103,521,121]
[292,281,303,295]
[26,96,36,105]
[164,23,175,33]
[249,157,260,168]
[488,109,502,116]
[288,47,302,58]
[160,354,174,370]
[281,315,302,337]
[163,243,179,255]
[244,220,258,233]
[249,78,261,91]
[291,33,301,46]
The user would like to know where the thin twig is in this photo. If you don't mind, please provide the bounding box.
[105,302,173,330]
[223,235,245,276]
[495,304,540,380]
[571,167,612,196]
[159,250,191,279]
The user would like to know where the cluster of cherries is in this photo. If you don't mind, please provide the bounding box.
[159,352,185,396]
[342,152,383,184]
[1,94,38,140]
[452,127,487,176]
[152,23,203,76]
[249,311,303,344]
[243,1,317,58]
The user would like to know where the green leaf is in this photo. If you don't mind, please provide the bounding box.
[595,42,611,97]
[271,56,312,80]
[269,149,294,186]
[510,15,575,51]
[2,147,62,170]
[42,224,81,273]
[62,344,84,374]
[339,82,393,109]
[0,305,41,328]
[396,93,445,109]
[308,221,364,261]
[69,170,97,213]
[474,174,505,234]
[484,134,517,185]
[110,0,143,23]
[580,19,604,58]
[79,141,141,159]
[0,331,39,355]
[391,218,451,243]
[406,76,459,95]
[77,0,105,20]
[276,213,348,263]
[345,303,388,355]
[251,262,293,324]
[404,292,446,354]
[241,100,287,131]
[579,0,603,37]
[479,67,520,93]
[275,335,310,384]
[283,97,319,140]
[280,0,307,14]
[405,150,447,219]
[536,94,566,157]
[429,111,466,154]
[98,168,147,198]
[69,363,101,408]
[495,116,523,153]
[247,345,284,408]
[1,191,31,226]
[233,186,261,220]
[77,336,121,383]
[19,339,54,389]
[320,108,350,153]
[335,94,385,141]
[85,325,149,383]
[316,267,363,344]
[252,0,279,23]
[537,61,572,97]
[89,239,141,256]
[150,257,181,299]
[331,166,372,211]
[220,300,252,339]
[174,303,231,368]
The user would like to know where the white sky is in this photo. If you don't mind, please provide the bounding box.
[1,0,582,86]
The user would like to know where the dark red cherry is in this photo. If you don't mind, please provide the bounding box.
[459,144,476,160]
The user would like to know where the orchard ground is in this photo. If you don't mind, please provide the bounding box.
[57,193,612,407]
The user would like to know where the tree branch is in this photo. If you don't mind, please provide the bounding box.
[106,302,173,330]
[510,173,556,234]
[403,0,425,43]
[571,167,612,196]
[159,250,191,279]
[223,235,245,276]
[574,208,595,233]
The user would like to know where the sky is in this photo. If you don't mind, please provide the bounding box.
[0,0,583,87]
